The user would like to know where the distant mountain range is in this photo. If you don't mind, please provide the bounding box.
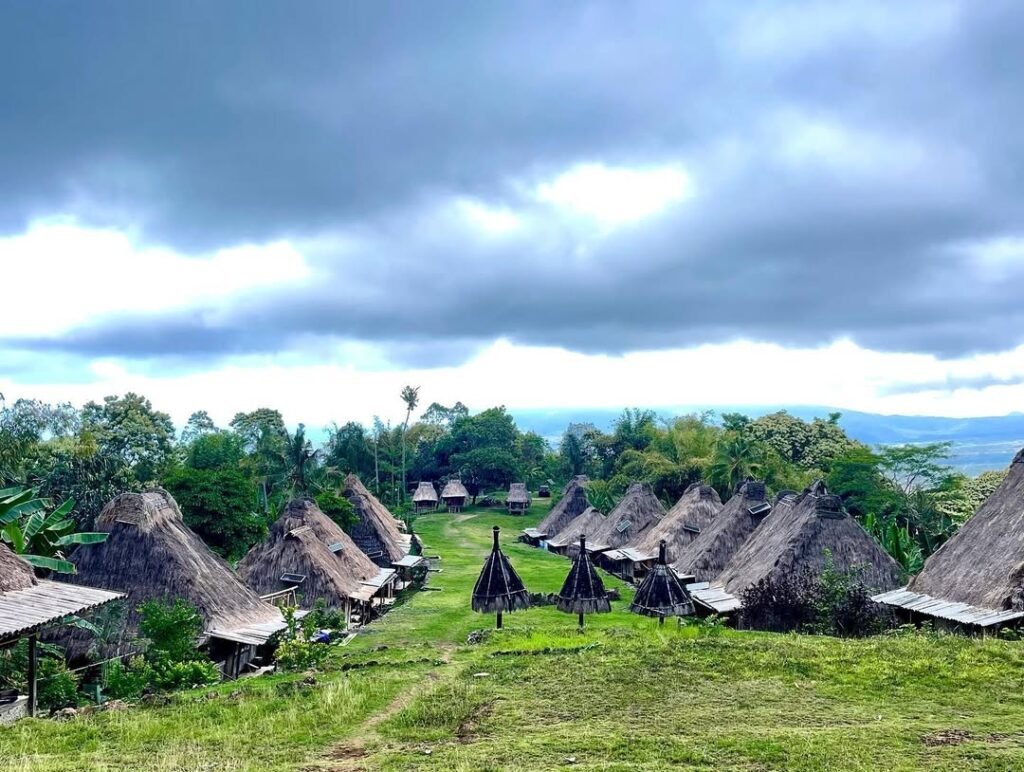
[509,406,1024,476]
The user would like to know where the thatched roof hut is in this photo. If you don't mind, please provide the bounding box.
[546,507,606,554]
[506,483,532,513]
[556,535,611,628]
[412,482,439,512]
[875,449,1024,627]
[56,490,285,666]
[531,476,590,541]
[717,482,902,599]
[629,540,694,624]
[440,478,469,512]
[472,526,530,628]
[343,474,411,566]
[671,481,770,582]
[586,483,666,554]
[629,483,723,564]
[237,499,387,614]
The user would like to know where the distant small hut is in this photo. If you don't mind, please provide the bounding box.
[555,534,611,629]
[587,483,666,564]
[441,478,470,512]
[671,480,771,583]
[876,448,1024,629]
[546,507,606,556]
[343,474,414,566]
[523,476,590,547]
[538,485,551,498]
[629,540,694,625]
[506,483,532,514]
[472,526,530,629]
[412,482,439,513]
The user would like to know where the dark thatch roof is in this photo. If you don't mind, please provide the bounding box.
[472,527,530,613]
[56,490,282,659]
[412,482,438,504]
[441,479,469,500]
[587,483,666,552]
[629,482,722,563]
[556,535,611,615]
[902,449,1024,615]
[0,541,35,593]
[671,481,770,582]
[536,476,590,538]
[506,483,531,505]
[237,499,381,610]
[547,507,606,550]
[630,541,694,618]
[717,482,903,597]
[343,474,410,566]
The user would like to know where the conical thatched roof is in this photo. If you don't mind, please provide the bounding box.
[471,527,530,613]
[587,483,666,552]
[547,507,606,550]
[412,482,439,504]
[630,540,694,618]
[556,535,611,615]
[672,481,770,582]
[507,483,531,504]
[57,490,282,659]
[536,476,590,538]
[343,474,409,566]
[0,542,36,593]
[897,449,1024,617]
[629,483,722,563]
[717,482,902,597]
[441,478,469,500]
[238,499,381,610]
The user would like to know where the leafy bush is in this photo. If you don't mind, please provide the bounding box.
[305,599,347,632]
[274,606,329,672]
[150,659,219,691]
[138,598,204,662]
[314,490,357,530]
[103,657,152,700]
[0,640,79,712]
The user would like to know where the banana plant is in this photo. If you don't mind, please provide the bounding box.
[0,486,107,574]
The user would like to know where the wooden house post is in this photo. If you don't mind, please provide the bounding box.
[27,635,37,718]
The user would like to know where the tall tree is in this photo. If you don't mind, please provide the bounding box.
[399,386,420,503]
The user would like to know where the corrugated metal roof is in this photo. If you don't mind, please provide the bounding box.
[685,581,741,614]
[0,580,125,642]
[393,555,425,568]
[872,587,1024,627]
[208,617,289,646]
[361,568,397,589]
[522,528,546,539]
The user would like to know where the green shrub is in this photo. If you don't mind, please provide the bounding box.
[138,598,204,662]
[150,659,219,691]
[103,657,153,700]
[273,605,329,672]
[0,641,79,712]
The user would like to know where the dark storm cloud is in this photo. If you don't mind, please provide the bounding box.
[3,1,1024,365]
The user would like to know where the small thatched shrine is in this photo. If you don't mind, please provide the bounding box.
[546,507,606,555]
[629,540,694,624]
[555,535,611,629]
[56,490,286,677]
[524,476,590,546]
[506,483,532,514]
[671,480,771,582]
[471,526,530,629]
[876,449,1024,628]
[343,474,413,566]
[412,482,439,512]
[441,478,469,512]
[587,483,666,560]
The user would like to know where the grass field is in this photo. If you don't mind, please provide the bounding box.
[4,498,1024,770]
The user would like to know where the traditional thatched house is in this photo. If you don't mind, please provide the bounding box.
[506,483,532,514]
[587,483,666,566]
[875,449,1024,629]
[56,490,287,677]
[343,474,413,566]
[716,482,902,605]
[523,476,590,546]
[555,534,611,629]
[1,544,123,719]
[237,499,398,626]
[441,478,469,512]
[472,526,530,629]
[671,481,771,583]
[546,507,606,556]
[412,482,439,513]
[629,540,694,625]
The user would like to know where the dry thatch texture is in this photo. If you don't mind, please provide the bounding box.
[536,476,590,537]
[629,482,722,563]
[717,483,902,597]
[905,449,1024,612]
[556,535,611,616]
[441,479,469,501]
[343,474,409,566]
[587,483,666,552]
[472,527,530,613]
[630,541,694,618]
[0,542,36,593]
[412,482,439,507]
[671,481,770,582]
[546,507,606,551]
[56,490,282,660]
[506,483,532,511]
[237,499,381,610]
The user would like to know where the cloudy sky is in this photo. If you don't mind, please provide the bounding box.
[2,1,1023,429]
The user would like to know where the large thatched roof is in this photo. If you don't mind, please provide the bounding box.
[629,541,694,618]
[888,450,1024,620]
[57,490,282,659]
[343,474,410,566]
[0,541,35,593]
[441,478,469,500]
[587,483,666,552]
[238,499,381,610]
[671,481,770,582]
[556,534,611,615]
[717,483,902,598]
[536,476,590,538]
[629,482,722,563]
[472,527,530,613]
[547,507,606,550]
[412,482,438,504]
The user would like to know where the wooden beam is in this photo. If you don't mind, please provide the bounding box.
[27,635,37,718]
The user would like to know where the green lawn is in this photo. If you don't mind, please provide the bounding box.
[5,498,1024,770]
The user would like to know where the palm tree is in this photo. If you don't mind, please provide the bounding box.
[710,433,766,494]
[280,424,319,496]
[400,386,420,504]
